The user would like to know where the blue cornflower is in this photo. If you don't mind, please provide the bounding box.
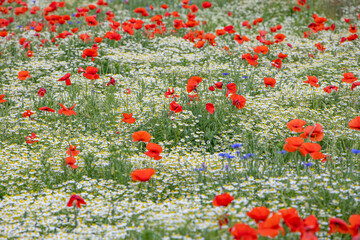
[302,162,314,167]
[241,153,254,159]
[278,150,287,154]
[71,13,76,17]
[222,73,230,75]
[243,76,247,79]
[30,27,35,30]
[17,25,22,28]
[351,149,360,154]
[68,21,73,25]
[231,143,242,149]
[219,153,235,159]
[76,21,82,24]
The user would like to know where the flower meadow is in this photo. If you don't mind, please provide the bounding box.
[1,0,360,239]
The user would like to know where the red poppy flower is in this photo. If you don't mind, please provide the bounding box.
[274,33,286,43]
[83,66,99,80]
[66,144,80,156]
[202,1,212,8]
[58,103,77,116]
[279,208,303,232]
[349,116,360,130]
[67,195,86,208]
[283,137,304,152]
[287,119,307,133]
[165,88,179,98]
[303,75,319,87]
[342,72,358,83]
[226,83,237,96]
[107,76,116,86]
[349,214,360,237]
[122,113,136,123]
[0,94,7,103]
[25,133,39,144]
[298,142,322,157]
[85,15,98,26]
[132,131,151,142]
[247,206,270,223]
[213,193,234,207]
[82,48,98,61]
[253,45,269,54]
[145,142,162,160]
[104,31,122,41]
[37,88,46,97]
[39,106,55,112]
[271,59,282,69]
[94,37,103,43]
[323,85,338,93]
[206,103,215,114]
[242,53,259,66]
[65,156,78,169]
[22,110,35,118]
[79,33,91,42]
[315,43,326,52]
[300,124,323,141]
[230,94,246,109]
[257,213,285,237]
[264,77,276,87]
[229,223,258,240]
[58,73,71,85]
[134,7,149,17]
[131,168,156,181]
[18,71,31,80]
[215,82,223,89]
[329,217,349,235]
[278,53,288,59]
[208,86,215,91]
[349,24,357,33]
[170,101,183,113]
[351,82,360,91]
[234,35,250,44]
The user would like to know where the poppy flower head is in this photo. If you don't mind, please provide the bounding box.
[215,82,223,89]
[131,168,156,182]
[229,223,258,240]
[83,66,99,80]
[300,124,323,141]
[329,217,349,235]
[348,214,360,237]
[66,194,86,208]
[287,119,307,133]
[349,116,360,131]
[18,71,31,80]
[170,101,183,113]
[257,213,284,238]
[22,110,35,118]
[271,59,282,69]
[323,85,339,93]
[58,103,77,116]
[66,144,80,156]
[230,94,246,109]
[226,83,237,96]
[303,75,319,87]
[0,94,7,103]
[213,193,234,207]
[37,88,46,97]
[279,208,303,232]
[82,48,98,61]
[342,72,358,83]
[283,137,304,152]
[122,113,136,124]
[132,131,151,142]
[253,45,269,54]
[145,142,162,160]
[39,106,55,112]
[206,103,215,114]
[264,77,276,87]
[299,142,322,157]
[247,206,270,223]
[202,1,212,8]
[58,73,71,85]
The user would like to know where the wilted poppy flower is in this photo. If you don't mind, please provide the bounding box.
[58,103,77,116]
[342,72,358,83]
[323,85,338,93]
[18,71,31,80]
[58,73,71,85]
[329,217,349,235]
[83,66,99,80]
[107,76,116,86]
[213,193,234,207]
[206,103,215,114]
[131,168,156,181]
[230,94,246,109]
[0,94,7,103]
[287,119,307,133]
[132,131,151,142]
[145,142,162,160]
[264,77,276,87]
[257,213,285,237]
[304,75,319,87]
[229,223,258,240]
[66,195,86,208]
[122,113,136,123]
[283,137,304,152]
[66,145,80,156]
[349,116,360,130]
[300,124,324,141]
[170,101,183,113]
[22,110,35,118]
[247,206,270,223]
[39,106,55,112]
